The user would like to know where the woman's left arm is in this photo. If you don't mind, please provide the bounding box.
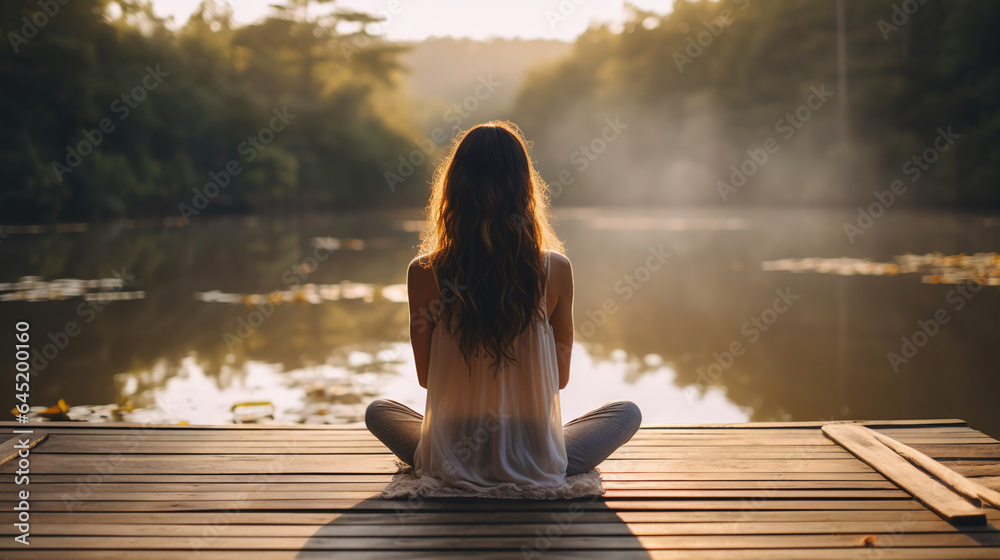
[407,257,437,389]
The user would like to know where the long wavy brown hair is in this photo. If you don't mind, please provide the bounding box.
[419,121,563,372]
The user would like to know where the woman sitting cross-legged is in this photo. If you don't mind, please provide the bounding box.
[366,121,641,499]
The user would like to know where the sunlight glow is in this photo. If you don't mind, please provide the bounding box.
[152,0,675,41]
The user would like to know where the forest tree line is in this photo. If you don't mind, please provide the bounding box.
[1,0,427,222]
[513,0,999,208]
[1,0,998,222]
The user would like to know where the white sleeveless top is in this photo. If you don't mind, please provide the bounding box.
[381,251,603,499]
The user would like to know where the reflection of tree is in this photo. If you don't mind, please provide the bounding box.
[0,215,414,410]
[565,211,1000,436]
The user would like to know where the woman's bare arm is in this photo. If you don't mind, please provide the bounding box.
[407,257,438,389]
[548,252,574,390]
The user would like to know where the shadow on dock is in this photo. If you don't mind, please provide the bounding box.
[295,495,652,560]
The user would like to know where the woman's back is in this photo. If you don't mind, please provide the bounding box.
[366,121,637,500]
[414,251,568,491]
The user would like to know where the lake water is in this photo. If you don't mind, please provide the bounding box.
[2,208,998,435]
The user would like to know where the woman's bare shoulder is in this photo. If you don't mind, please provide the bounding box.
[407,254,436,286]
[547,251,573,289]
[548,251,572,271]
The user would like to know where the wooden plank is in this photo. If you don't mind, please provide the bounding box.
[975,476,1000,490]
[608,450,852,459]
[10,471,891,484]
[864,428,1000,509]
[25,430,993,445]
[0,422,364,430]
[4,518,999,538]
[822,424,986,523]
[0,498,928,513]
[4,550,1000,560]
[1,454,878,474]
[0,432,48,466]
[5,532,1000,550]
[14,428,983,442]
[0,418,967,429]
[895,445,1000,460]
[20,427,993,436]
[0,475,897,490]
[35,442,855,458]
[5,509,995,526]
[0,453,398,474]
[21,488,911,501]
[943,463,1000,477]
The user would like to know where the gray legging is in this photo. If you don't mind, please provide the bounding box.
[365,399,642,476]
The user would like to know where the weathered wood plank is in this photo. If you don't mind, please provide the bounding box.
[822,424,986,523]
[894,445,1000,460]
[975,476,1000,490]
[20,488,911,501]
[0,432,47,466]
[5,509,997,527]
[5,532,1000,550]
[0,418,967,429]
[0,498,927,513]
[4,550,1000,560]
[35,441,856,458]
[0,479,901,493]
[0,454,878,474]
[9,471,891,484]
[4,519,998,538]
[864,428,1000,509]
[943,463,1000,477]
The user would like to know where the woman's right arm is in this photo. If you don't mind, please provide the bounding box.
[548,252,574,390]
[407,257,437,389]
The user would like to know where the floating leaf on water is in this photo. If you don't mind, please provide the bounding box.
[38,398,72,421]
[232,401,275,423]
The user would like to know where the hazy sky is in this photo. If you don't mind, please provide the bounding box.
[152,0,674,41]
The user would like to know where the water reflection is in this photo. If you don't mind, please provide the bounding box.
[763,252,1000,285]
[0,275,145,302]
[194,283,408,305]
[1,209,997,435]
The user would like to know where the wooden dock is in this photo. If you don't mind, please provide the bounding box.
[2,418,1000,559]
